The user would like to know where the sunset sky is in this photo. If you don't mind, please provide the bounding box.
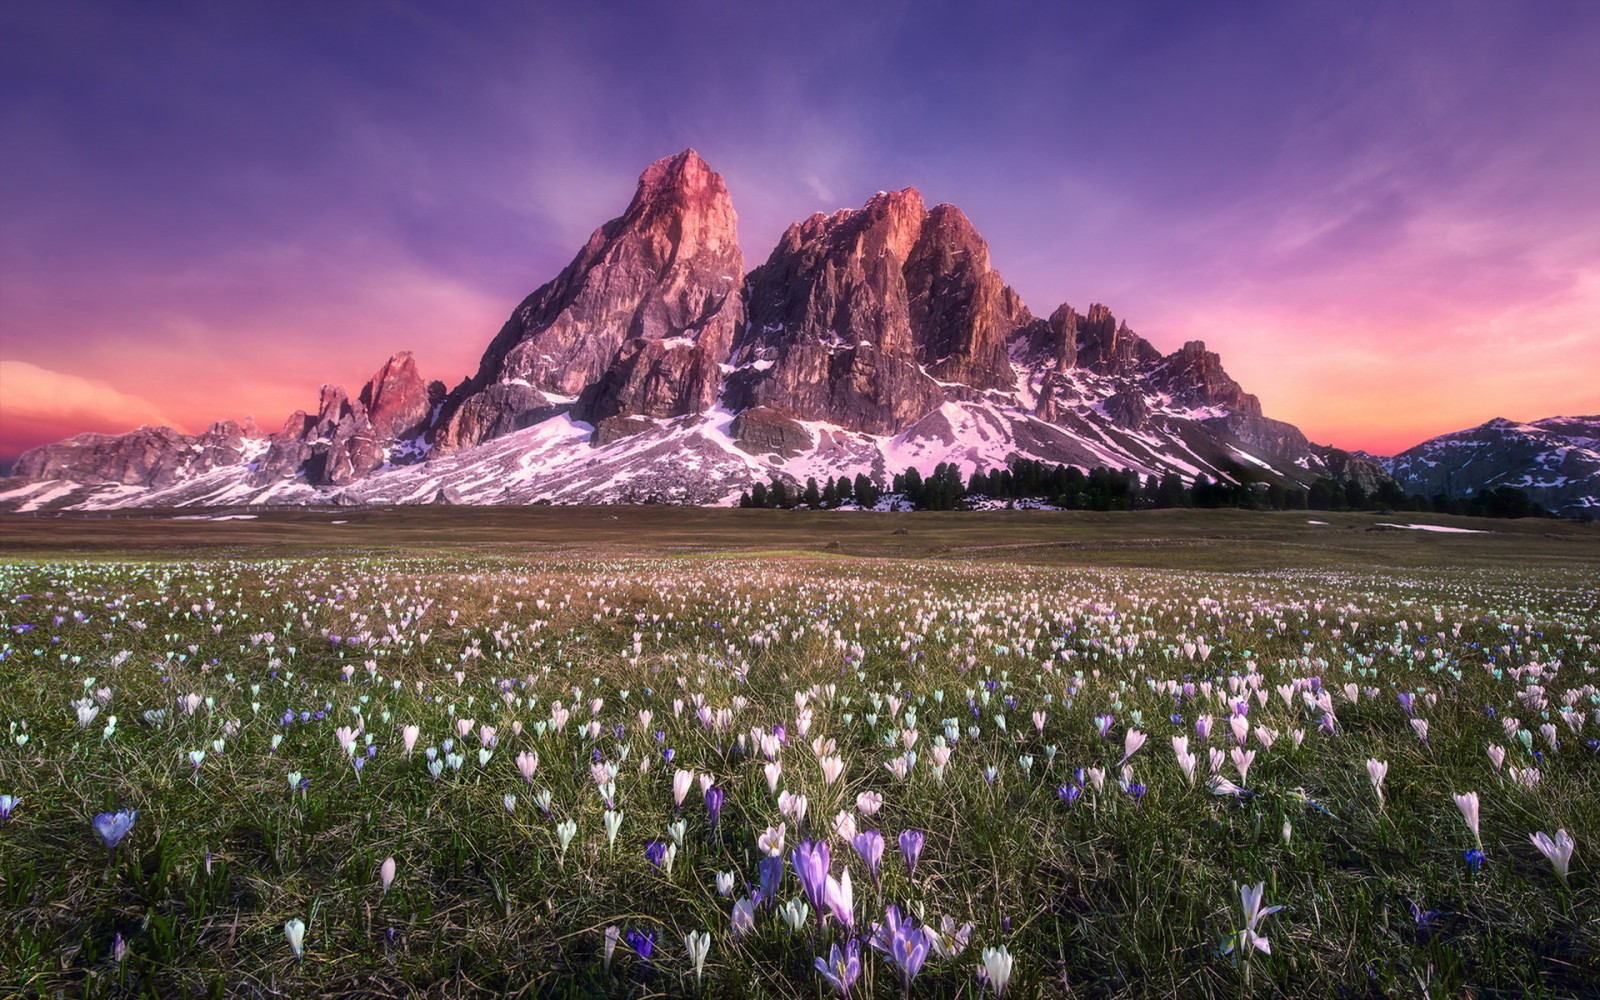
[2,1,1597,471]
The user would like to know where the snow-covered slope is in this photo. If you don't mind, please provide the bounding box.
[0,371,1345,512]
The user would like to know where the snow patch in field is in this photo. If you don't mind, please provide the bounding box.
[1375,522,1488,534]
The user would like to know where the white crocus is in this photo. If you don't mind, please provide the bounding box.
[981,945,1014,995]
[1530,829,1576,880]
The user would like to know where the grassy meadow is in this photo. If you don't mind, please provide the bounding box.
[1,507,1596,998]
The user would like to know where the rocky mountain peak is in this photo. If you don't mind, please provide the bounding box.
[1146,340,1262,418]
[1075,303,1161,376]
[433,149,744,451]
[904,202,1024,390]
[358,351,438,442]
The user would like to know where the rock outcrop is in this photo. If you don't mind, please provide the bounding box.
[13,421,259,487]
[726,189,1029,441]
[247,353,444,487]
[434,149,743,451]
[1075,304,1161,377]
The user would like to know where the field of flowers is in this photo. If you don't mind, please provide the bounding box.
[1,544,1595,998]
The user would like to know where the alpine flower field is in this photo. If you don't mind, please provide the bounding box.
[1,551,1595,998]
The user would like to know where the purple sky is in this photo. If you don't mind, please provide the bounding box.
[3,0,1597,469]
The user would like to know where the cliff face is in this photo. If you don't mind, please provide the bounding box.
[7,149,1405,511]
[726,189,1031,440]
[434,149,743,451]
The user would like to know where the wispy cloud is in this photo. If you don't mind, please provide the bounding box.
[0,361,176,466]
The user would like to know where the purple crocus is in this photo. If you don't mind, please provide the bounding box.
[92,809,137,849]
[792,840,831,914]
[815,938,861,996]
[756,855,784,908]
[1058,785,1082,806]
[873,907,930,986]
[644,841,668,869]
[898,828,926,875]
[625,927,656,962]
[851,830,884,883]
[1095,714,1115,739]
[869,904,910,953]
[704,786,725,828]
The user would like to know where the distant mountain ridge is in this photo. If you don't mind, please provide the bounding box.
[0,149,1435,512]
[1372,416,1600,518]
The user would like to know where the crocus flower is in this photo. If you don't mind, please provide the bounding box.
[515,750,538,783]
[645,841,668,869]
[0,795,18,820]
[779,897,810,933]
[814,938,861,996]
[603,925,619,969]
[685,930,711,981]
[1530,829,1576,880]
[1453,792,1481,848]
[1226,882,1282,955]
[852,830,884,883]
[885,916,930,985]
[792,840,831,914]
[1464,848,1485,872]
[1120,728,1147,764]
[833,810,858,842]
[981,945,1014,996]
[379,857,396,895]
[820,754,845,785]
[704,786,725,827]
[824,867,855,930]
[1366,759,1388,810]
[673,769,695,808]
[715,871,735,897]
[758,823,786,857]
[899,828,926,874]
[757,855,784,908]
[93,809,137,849]
[625,928,655,963]
[1209,775,1249,796]
[731,897,756,936]
[928,915,974,959]
[284,917,306,959]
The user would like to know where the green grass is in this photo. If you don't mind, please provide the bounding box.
[0,510,1595,998]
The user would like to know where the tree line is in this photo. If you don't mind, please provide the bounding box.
[737,457,1550,518]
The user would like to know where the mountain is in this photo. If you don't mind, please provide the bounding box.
[1373,416,1600,518]
[3,150,1388,512]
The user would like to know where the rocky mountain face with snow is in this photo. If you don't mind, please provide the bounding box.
[5,150,1390,512]
[1373,417,1600,517]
